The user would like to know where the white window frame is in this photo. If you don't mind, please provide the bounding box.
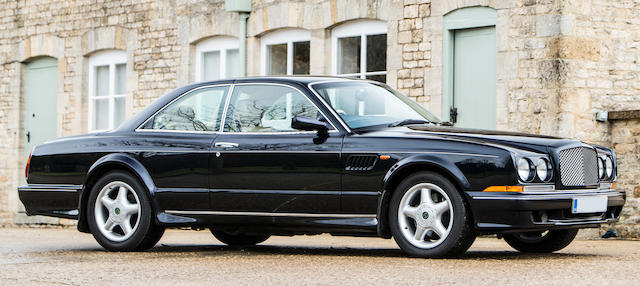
[260,29,311,75]
[195,36,239,82]
[88,50,127,132]
[331,20,387,79]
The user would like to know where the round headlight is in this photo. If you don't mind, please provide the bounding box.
[535,158,552,181]
[517,158,534,182]
[597,157,605,179]
[604,156,614,179]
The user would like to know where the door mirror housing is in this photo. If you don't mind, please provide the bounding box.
[291,116,329,132]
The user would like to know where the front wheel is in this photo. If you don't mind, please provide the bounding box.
[210,229,270,246]
[389,171,476,258]
[87,171,164,251]
[503,229,578,253]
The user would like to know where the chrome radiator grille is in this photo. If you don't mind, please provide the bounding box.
[558,147,599,186]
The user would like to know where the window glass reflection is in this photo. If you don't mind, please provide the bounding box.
[293,41,310,75]
[366,34,386,73]
[338,36,361,74]
[267,44,287,75]
[202,51,221,81]
[151,86,229,132]
[224,85,324,132]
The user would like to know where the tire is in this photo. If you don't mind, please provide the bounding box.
[389,171,476,258]
[87,171,164,251]
[210,229,270,246]
[503,229,578,253]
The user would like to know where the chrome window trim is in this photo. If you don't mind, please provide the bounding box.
[135,129,221,135]
[219,130,340,135]
[218,82,341,134]
[218,83,235,132]
[135,83,233,133]
[164,210,376,218]
[307,80,353,133]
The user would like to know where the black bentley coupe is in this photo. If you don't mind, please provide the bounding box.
[19,77,625,257]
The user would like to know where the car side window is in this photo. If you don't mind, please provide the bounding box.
[147,86,229,132]
[223,84,329,132]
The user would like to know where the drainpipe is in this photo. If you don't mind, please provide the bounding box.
[238,12,249,76]
[225,0,252,77]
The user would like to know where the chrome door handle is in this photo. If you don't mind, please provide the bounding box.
[214,142,239,148]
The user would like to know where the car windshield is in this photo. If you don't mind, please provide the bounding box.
[311,81,441,130]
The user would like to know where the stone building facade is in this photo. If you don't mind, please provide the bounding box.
[1,0,639,237]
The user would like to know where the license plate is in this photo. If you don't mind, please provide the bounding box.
[572,196,608,214]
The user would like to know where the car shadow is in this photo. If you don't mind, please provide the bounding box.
[138,243,603,260]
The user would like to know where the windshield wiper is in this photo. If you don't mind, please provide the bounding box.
[388,119,431,127]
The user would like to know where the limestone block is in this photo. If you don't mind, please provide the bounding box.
[536,14,560,37]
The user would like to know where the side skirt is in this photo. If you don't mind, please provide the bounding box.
[156,210,380,236]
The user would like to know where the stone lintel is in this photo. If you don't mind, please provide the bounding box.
[608,110,640,120]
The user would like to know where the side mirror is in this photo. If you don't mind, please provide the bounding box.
[291,115,329,132]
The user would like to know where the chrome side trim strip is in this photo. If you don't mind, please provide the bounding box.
[85,149,496,157]
[18,184,82,192]
[164,210,376,218]
[346,151,499,158]
[472,191,623,200]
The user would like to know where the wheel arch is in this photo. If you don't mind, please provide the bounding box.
[376,155,472,238]
[77,153,158,233]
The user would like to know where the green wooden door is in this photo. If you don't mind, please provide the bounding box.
[24,57,58,170]
[452,26,496,129]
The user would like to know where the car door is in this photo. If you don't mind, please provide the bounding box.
[136,84,230,212]
[209,83,343,215]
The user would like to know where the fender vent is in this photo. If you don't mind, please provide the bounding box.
[345,155,378,171]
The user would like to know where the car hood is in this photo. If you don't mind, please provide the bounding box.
[380,125,582,153]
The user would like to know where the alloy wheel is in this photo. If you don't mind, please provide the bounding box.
[397,183,454,249]
[93,181,141,242]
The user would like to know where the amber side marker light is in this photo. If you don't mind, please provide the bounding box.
[379,155,391,160]
[25,149,33,180]
[482,186,523,192]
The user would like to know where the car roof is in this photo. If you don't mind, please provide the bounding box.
[201,76,357,86]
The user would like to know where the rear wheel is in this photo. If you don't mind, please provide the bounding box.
[210,229,270,246]
[389,171,476,258]
[87,171,164,251]
[503,229,578,253]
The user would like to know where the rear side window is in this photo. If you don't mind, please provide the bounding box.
[145,86,229,132]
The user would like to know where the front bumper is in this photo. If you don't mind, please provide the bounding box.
[467,185,625,233]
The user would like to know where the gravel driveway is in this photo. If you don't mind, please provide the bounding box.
[0,228,638,285]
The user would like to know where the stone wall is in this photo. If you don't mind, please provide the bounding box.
[0,0,404,225]
[560,0,640,237]
[396,0,431,104]
[0,0,639,237]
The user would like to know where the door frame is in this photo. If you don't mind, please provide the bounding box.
[15,56,62,220]
[441,7,497,123]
